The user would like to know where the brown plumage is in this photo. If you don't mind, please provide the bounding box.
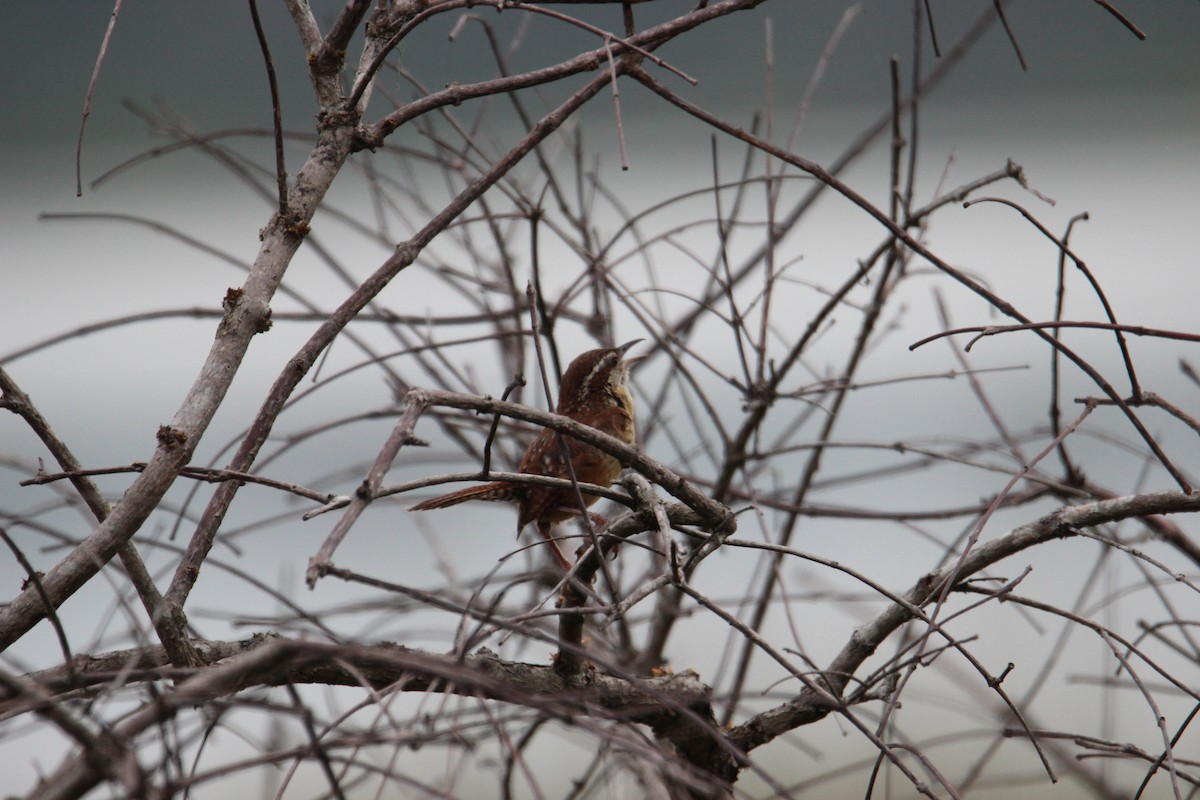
[410,341,642,569]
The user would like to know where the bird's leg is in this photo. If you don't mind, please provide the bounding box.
[549,509,619,562]
[535,520,573,571]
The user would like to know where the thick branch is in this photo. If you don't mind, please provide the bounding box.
[0,106,358,654]
[23,635,720,800]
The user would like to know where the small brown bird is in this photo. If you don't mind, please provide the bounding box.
[410,341,642,569]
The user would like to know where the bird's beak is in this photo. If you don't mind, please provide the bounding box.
[617,338,643,354]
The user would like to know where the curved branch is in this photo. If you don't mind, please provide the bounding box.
[410,388,734,531]
[729,489,1200,752]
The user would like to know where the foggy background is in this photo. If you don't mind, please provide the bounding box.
[2,2,1199,797]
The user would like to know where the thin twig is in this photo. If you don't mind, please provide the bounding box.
[248,0,289,212]
[76,0,124,196]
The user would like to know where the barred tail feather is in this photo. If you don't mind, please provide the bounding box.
[408,482,517,511]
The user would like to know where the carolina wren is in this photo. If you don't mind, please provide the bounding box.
[410,341,642,569]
